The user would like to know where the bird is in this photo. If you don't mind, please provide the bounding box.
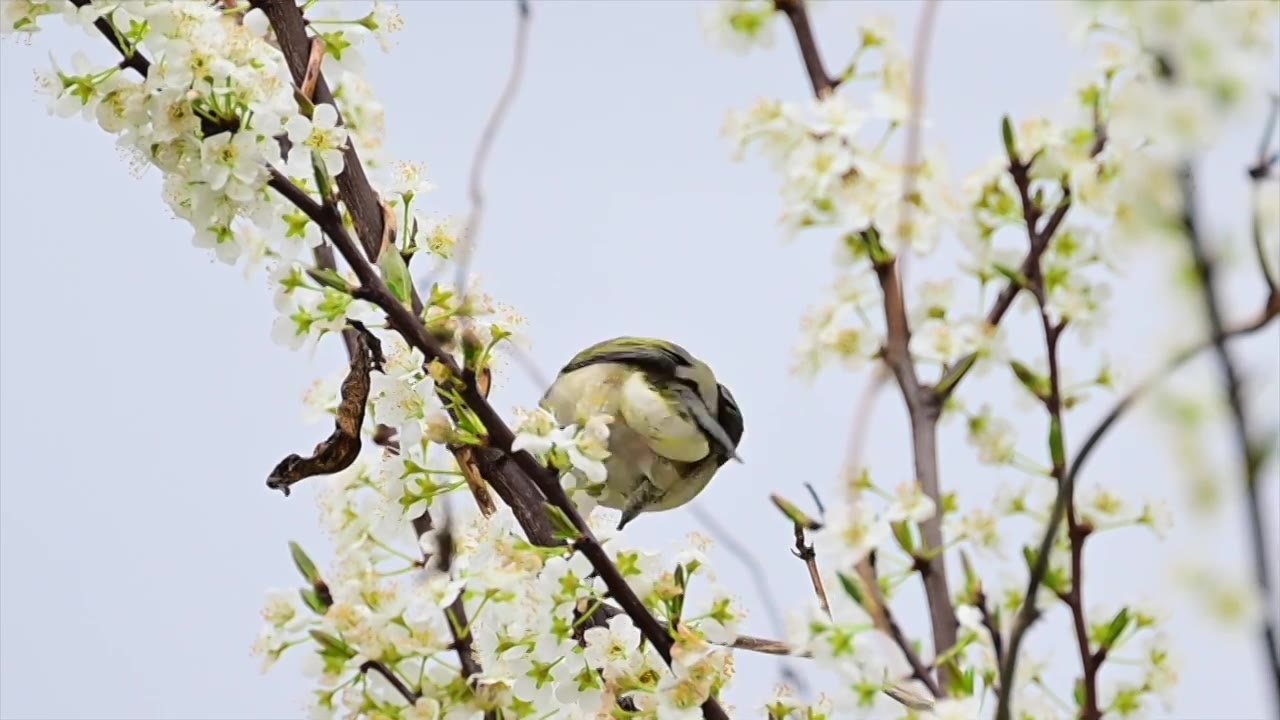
[539,336,743,530]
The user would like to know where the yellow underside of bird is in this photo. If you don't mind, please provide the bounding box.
[539,362,724,520]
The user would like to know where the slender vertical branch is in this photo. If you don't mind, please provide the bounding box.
[1180,163,1280,716]
[773,0,958,686]
[1248,95,1279,295]
[790,522,832,617]
[454,0,532,292]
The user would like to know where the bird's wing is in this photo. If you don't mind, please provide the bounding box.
[560,337,696,379]
[619,371,710,463]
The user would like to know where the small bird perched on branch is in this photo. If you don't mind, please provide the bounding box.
[540,337,744,530]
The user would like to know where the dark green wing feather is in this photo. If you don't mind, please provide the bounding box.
[560,336,696,379]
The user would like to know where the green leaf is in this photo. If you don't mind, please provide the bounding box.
[545,503,581,541]
[1098,607,1131,650]
[289,541,321,586]
[890,520,915,554]
[836,572,867,609]
[306,267,353,295]
[1002,114,1018,162]
[769,493,821,530]
[959,551,981,604]
[1011,360,1050,401]
[992,262,1029,288]
[300,586,330,615]
[309,629,356,659]
[935,355,976,397]
[378,245,414,308]
[1073,677,1086,708]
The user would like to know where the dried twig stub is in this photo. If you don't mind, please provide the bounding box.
[266,322,384,495]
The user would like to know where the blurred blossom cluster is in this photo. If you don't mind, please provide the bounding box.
[705,0,1277,718]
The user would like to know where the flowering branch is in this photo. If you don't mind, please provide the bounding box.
[265,167,730,718]
[775,0,959,687]
[249,0,385,258]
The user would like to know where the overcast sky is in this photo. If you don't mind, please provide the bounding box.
[2,2,1278,718]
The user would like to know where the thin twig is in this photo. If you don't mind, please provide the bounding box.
[773,0,958,688]
[454,0,531,294]
[1248,95,1279,294]
[689,504,809,694]
[790,522,831,617]
[359,660,419,703]
[774,0,836,97]
[728,634,810,657]
[894,0,941,287]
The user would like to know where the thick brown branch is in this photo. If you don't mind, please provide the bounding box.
[251,0,385,258]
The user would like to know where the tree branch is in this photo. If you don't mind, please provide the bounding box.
[774,0,958,688]
[270,167,727,719]
[1179,161,1280,716]
[994,296,1280,720]
[774,0,836,97]
[77,6,725,716]
[1248,95,1278,295]
[250,0,385,258]
[454,0,531,292]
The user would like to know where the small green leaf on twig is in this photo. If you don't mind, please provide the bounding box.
[300,586,331,614]
[309,629,356,659]
[306,267,354,294]
[1002,114,1018,162]
[545,503,581,541]
[289,541,321,585]
[1011,360,1051,401]
[770,493,822,531]
[836,571,867,608]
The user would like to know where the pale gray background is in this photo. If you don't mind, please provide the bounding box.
[1,1,1278,718]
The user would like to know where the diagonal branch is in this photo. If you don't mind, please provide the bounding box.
[774,0,836,97]
[269,167,728,720]
[77,6,725,717]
